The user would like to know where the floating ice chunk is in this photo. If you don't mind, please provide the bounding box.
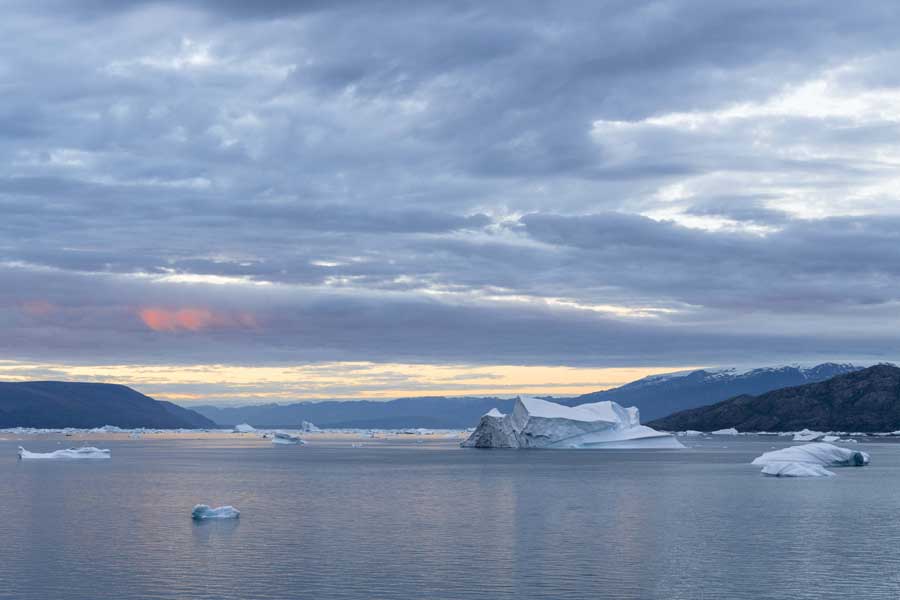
[792,429,826,442]
[680,430,703,437]
[233,423,256,433]
[272,431,305,445]
[462,397,683,449]
[300,421,321,433]
[821,435,840,443]
[18,446,110,460]
[710,428,739,435]
[839,438,858,444]
[191,504,240,520]
[761,462,835,477]
[752,443,869,468]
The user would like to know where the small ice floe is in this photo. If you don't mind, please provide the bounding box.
[839,438,858,444]
[760,463,835,478]
[130,432,143,440]
[191,504,240,520]
[300,421,321,433]
[821,435,840,443]
[710,428,739,436]
[752,442,869,478]
[350,443,365,448]
[679,430,703,437]
[18,446,111,460]
[233,423,256,433]
[272,431,305,445]
[792,429,826,442]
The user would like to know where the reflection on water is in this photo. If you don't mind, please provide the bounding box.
[1,437,900,599]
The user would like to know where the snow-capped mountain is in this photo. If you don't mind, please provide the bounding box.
[561,363,863,421]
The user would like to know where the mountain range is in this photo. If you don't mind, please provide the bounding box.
[195,363,861,428]
[560,363,861,421]
[0,381,215,429]
[0,362,870,429]
[649,364,900,433]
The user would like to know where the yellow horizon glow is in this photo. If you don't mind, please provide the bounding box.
[0,360,705,404]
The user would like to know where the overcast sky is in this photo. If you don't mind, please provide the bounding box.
[3,1,900,404]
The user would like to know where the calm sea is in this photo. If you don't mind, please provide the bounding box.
[1,435,898,600]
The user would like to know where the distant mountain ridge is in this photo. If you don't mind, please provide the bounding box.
[648,364,900,432]
[194,363,862,429]
[195,396,517,429]
[561,363,862,421]
[0,381,216,429]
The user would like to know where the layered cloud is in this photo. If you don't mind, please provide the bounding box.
[2,1,900,400]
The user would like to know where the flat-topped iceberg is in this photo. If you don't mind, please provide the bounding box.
[18,446,110,460]
[462,397,684,449]
[752,442,869,476]
[191,504,240,520]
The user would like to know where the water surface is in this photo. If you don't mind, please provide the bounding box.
[0,435,897,599]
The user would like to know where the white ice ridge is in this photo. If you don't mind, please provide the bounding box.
[272,431,305,445]
[191,504,240,520]
[752,442,869,477]
[461,396,684,449]
[233,423,256,433]
[18,446,111,460]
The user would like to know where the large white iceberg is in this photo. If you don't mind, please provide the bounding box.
[752,442,870,477]
[461,397,684,449]
[191,504,240,520]
[233,423,256,433]
[18,446,111,460]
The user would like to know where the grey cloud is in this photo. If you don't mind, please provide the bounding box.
[3,1,900,374]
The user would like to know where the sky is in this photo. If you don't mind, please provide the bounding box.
[3,1,900,405]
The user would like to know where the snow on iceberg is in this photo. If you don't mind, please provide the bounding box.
[233,423,256,433]
[18,446,110,460]
[272,431,305,445]
[191,504,240,520]
[461,397,684,449]
[760,462,835,477]
[300,421,321,433]
[752,442,869,470]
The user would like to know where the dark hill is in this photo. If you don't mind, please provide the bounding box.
[0,381,216,429]
[648,364,900,432]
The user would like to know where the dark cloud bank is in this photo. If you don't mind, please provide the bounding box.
[3,0,900,368]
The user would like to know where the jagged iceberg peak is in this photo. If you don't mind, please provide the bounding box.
[462,396,683,449]
[18,446,111,460]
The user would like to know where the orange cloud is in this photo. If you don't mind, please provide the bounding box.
[138,307,257,332]
[21,300,56,316]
